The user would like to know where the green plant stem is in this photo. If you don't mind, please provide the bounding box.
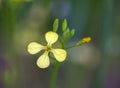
[65,45,76,49]
[50,62,60,88]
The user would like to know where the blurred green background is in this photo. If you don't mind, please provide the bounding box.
[0,0,120,88]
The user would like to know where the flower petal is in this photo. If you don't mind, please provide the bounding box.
[51,49,67,62]
[36,52,50,69]
[27,42,44,54]
[45,31,58,44]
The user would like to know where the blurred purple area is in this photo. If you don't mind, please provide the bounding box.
[0,55,8,88]
[104,60,120,88]
[0,55,8,74]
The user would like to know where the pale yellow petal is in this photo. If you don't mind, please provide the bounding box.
[45,31,58,44]
[36,52,50,69]
[51,49,67,62]
[27,42,44,54]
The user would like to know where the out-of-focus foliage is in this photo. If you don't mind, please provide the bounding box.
[0,0,120,88]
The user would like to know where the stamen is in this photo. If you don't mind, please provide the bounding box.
[45,45,52,51]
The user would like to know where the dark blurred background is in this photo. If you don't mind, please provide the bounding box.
[0,0,120,88]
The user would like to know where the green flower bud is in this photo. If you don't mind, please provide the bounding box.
[70,29,75,37]
[63,28,70,41]
[63,28,70,36]
[53,18,59,32]
[62,19,67,31]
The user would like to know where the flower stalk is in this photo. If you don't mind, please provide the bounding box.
[50,62,60,88]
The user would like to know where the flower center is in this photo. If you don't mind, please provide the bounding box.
[45,45,52,51]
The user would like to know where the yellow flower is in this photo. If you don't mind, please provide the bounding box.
[27,31,67,69]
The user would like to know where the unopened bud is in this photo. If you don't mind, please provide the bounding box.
[82,37,91,43]
[62,19,67,31]
[76,37,91,46]
[53,18,59,32]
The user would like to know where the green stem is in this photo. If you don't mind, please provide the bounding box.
[58,37,65,48]
[65,45,76,49]
[50,62,60,88]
